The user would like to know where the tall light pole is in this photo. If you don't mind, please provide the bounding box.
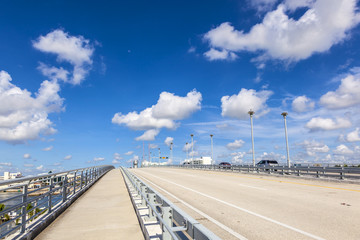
[282,112,290,168]
[170,142,173,164]
[210,134,214,164]
[191,134,194,164]
[186,142,188,161]
[158,148,161,164]
[248,110,255,167]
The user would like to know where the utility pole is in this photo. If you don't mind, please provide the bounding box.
[282,112,290,168]
[248,110,255,167]
[191,134,194,164]
[158,148,161,164]
[170,142,173,164]
[210,134,214,164]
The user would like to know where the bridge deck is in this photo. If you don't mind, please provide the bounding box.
[35,169,143,240]
[132,167,360,240]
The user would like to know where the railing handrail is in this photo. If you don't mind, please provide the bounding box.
[0,165,110,187]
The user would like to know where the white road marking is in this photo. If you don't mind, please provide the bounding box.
[141,176,248,240]
[142,171,326,240]
[238,183,267,191]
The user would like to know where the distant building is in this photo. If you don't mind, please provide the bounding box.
[183,156,212,165]
[3,171,22,180]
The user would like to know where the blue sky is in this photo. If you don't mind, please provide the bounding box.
[1,0,360,175]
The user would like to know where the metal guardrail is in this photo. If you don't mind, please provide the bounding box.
[162,164,360,180]
[0,165,114,239]
[121,167,221,240]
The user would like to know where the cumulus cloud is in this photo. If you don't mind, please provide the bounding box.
[124,151,134,156]
[221,88,273,119]
[346,128,360,142]
[112,90,202,141]
[320,74,360,109]
[0,71,63,144]
[204,48,238,61]
[64,155,72,160]
[36,165,44,170]
[149,144,158,149]
[305,117,351,131]
[37,63,69,82]
[23,153,31,159]
[231,152,247,164]
[24,164,34,168]
[42,146,53,151]
[333,144,354,155]
[257,152,286,161]
[113,153,123,161]
[93,157,105,162]
[0,162,12,166]
[128,155,139,163]
[298,140,330,156]
[226,139,245,150]
[33,29,94,85]
[183,142,194,152]
[135,129,160,141]
[204,0,360,62]
[164,137,174,146]
[292,96,315,112]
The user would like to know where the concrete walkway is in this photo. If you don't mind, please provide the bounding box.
[35,169,143,240]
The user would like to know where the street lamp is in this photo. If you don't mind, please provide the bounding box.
[281,112,290,168]
[210,134,214,164]
[170,142,173,164]
[191,134,194,164]
[186,142,188,161]
[158,148,161,164]
[248,110,255,167]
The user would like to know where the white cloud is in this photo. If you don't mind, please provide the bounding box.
[298,140,330,156]
[305,117,351,131]
[333,144,354,155]
[128,155,139,163]
[221,88,273,119]
[0,71,63,144]
[292,95,315,112]
[231,152,246,164]
[320,74,360,109]
[124,151,134,156]
[149,144,158,149]
[33,29,94,85]
[164,137,174,146]
[36,165,44,170]
[112,159,120,164]
[257,152,286,161]
[226,139,245,150]
[204,48,238,61]
[0,162,12,166]
[93,157,105,162]
[113,153,123,161]
[24,164,34,168]
[135,129,160,141]
[112,90,202,141]
[346,128,360,142]
[64,155,72,160]
[23,153,31,159]
[204,0,360,62]
[42,146,53,151]
[249,0,278,12]
[183,142,194,152]
[37,63,69,82]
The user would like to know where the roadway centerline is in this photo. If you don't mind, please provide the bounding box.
[141,176,248,240]
[142,171,326,240]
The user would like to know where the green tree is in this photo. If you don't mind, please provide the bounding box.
[26,203,34,219]
[0,203,5,212]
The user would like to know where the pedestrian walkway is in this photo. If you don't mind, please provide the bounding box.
[35,169,143,240]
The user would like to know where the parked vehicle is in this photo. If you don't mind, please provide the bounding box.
[219,162,231,169]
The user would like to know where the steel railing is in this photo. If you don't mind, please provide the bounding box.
[0,165,114,239]
[154,164,360,180]
[121,167,221,240]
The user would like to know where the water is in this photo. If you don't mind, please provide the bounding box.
[0,191,62,237]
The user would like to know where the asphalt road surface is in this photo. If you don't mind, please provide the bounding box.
[131,168,360,240]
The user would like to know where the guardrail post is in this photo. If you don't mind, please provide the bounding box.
[340,167,345,180]
[21,185,28,233]
[48,177,53,213]
[316,171,320,178]
[73,172,77,195]
[62,175,68,203]
[162,206,172,240]
[145,193,157,221]
[80,171,83,190]
[140,186,148,207]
